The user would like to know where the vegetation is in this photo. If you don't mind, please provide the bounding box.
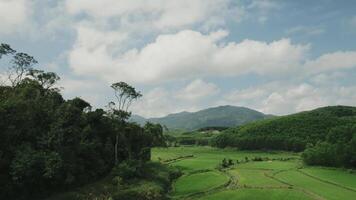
[0,44,171,199]
[2,43,356,199]
[213,106,356,168]
[164,128,223,147]
[173,171,228,197]
[153,146,356,200]
[47,161,180,200]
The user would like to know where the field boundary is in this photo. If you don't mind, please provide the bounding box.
[297,169,356,193]
[173,170,231,200]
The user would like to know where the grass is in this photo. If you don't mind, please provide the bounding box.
[236,160,299,170]
[196,189,313,200]
[173,171,228,196]
[153,146,356,200]
[275,170,356,200]
[152,146,299,173]
[230,168,284,187]
[300,167,356,190]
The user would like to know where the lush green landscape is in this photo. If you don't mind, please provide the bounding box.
[2,43,356,200]
[153,146,356,200]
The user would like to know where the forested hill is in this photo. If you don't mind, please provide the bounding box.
[214,106,356,152]
[131,105,272,130]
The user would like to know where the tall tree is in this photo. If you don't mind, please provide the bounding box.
[110,82,142,164]
[8,52,38,86]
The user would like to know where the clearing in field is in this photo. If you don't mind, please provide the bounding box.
[152,146,356,200]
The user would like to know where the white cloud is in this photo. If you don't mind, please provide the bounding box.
[175,79,219,101]
[58,78,111,107]
[0,0,30,34]
[247,0,281,23]
[69,29,309,84]
[131,79,219,117]
[310,72,346,86]
[220,82,356,115]
[131,87,200,118]
[304,51,356,74]
[65,0,242,31]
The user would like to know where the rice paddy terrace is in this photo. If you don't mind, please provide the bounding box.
[152,146,356,200]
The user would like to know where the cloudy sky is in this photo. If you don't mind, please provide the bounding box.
[1,0,356,117]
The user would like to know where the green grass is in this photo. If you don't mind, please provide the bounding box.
[300,167,356,190]
[230,168,284,187]
[153,146,299,172]
[196,189,313,200]
[173,171,228,196]
[236,160,299,170]
[275,170,356,200]
[153,146,356,200]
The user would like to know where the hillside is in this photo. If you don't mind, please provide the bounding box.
[131,105,271,130]
[214,106,356,152]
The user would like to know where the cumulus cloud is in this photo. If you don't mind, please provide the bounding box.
[175,79,219,101]
[69,29,309,83]
[220,82,356,115]
[131,79,219,117]
[0,0,30,34]
[65,0,242,31]
[304,51,356,74]
[58,78,112,107]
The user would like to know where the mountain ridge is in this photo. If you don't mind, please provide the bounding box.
[130,105,272,130]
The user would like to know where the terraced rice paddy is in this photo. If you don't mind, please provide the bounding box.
[152,146,356,200]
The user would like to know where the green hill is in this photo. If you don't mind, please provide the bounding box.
[131,105,271,130]
[213,106,356,152]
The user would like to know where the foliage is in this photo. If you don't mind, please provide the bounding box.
[111,161,181,200]
[0,44,155,199]
[213,106,356,168]
[144,122,166,147]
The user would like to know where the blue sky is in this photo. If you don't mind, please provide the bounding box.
[1,0,356,117]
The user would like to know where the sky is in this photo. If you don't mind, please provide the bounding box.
[1,0,356,118]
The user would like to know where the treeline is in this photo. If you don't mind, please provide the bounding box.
[213,106,356,168]
[0,44,166,199]
[302,124,356,168]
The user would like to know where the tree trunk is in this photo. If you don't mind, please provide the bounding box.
[115,134,118,165]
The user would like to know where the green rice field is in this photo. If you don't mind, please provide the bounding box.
[152,146,356,200]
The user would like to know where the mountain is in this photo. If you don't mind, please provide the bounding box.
[213,105,356,151]
[130,105,272,130]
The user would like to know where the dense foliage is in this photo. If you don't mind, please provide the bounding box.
[213,106,356,168]
[0,44,165,199]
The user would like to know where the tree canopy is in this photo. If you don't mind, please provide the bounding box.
[0,43,159,199]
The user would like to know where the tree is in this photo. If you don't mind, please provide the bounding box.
[0,43,15,58]
[110,82,142,164]
[28,69,60,90]
[0,43,16,85]
[8,52,38,86]
[111,82,142,112]
[144,122,165,147]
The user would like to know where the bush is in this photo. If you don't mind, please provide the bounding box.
[113,182,164,200]
[111,160,141,180]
